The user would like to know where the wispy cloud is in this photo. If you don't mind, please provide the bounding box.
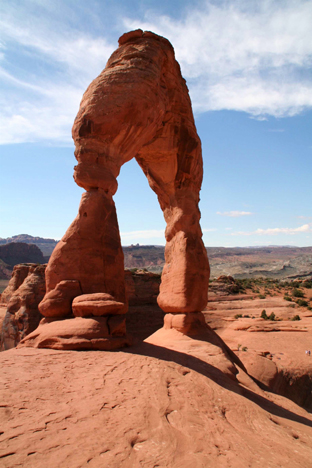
[0,3,115,145]
[231,224,312,236]
[202,228,217,232]
[217,211,253,217]
[125,0,312,118]
[1,0,312,145]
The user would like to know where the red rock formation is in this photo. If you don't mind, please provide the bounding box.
[1,264,46,350]
[1,266,161,350]
[1,263,41,304]
[21,30,209,350]
[124,270,161,306]
[209,275,241,295]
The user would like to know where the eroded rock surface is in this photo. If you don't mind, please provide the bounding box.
[23,30,209,349]
[2,341,312,467]
[1,264,46,350]
[205,285,312,411]
[125,270,161,306]
[1,264,36,304]
[209,275,241,296]
[1,266,162,350]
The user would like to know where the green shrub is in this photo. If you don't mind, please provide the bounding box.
[261,310,268,320]
[291,315,301,321]
[284,296,292,301]
[292,288,304,298]
[234,314,243,319]
[242,346,248,352]
[303,281,312,289]
[268,312,276,321]
[258,294,266,299]
[297,299,309,307]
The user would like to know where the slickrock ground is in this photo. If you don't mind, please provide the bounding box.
[2,338,312,468]
[204,280,312,411]
[1,279,312,467]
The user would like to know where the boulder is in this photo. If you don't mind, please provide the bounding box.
[72,293,126,317]
[38,280,82,318]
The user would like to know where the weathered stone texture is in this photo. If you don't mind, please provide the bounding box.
[1,264,46,350]
[21,30,209,349]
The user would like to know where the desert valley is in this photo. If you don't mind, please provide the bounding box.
[1,234,312,466]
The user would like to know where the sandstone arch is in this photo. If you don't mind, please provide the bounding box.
[21,30,210,350]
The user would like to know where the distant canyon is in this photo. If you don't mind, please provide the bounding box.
[0,235,312,284]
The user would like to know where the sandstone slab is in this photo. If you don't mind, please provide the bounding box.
[19,316,131,351]
[72,293,126,317]
[1,342,312,467]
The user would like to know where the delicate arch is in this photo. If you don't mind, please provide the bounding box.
[24,30,210,350]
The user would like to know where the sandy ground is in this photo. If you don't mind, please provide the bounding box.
[1,283,312,467]
[1,336,312,468]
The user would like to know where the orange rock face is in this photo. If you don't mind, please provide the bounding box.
[1,264,36,304]
[72,293,126,317]
[22,30,209,349]
[1,265,46,350]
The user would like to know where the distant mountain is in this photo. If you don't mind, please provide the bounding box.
[123,245,165,273]
[0,258,12,280]
[0,235,58,257]
[0,235,311,280]
[123,244,312,279]
[0,243,45,269]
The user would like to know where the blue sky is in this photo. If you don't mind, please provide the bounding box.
[1,0,312,247]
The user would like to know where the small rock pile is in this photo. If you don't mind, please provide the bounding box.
[209,275,241,295]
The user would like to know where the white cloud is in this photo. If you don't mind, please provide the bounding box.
[217,211,253,217]
[202,228,217,232]
[124,0,312,118]
[0,83,83,144]
[0,6,115,145]
[225,227,233,231]
[231,223,312,236]
[1,0,312,144]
